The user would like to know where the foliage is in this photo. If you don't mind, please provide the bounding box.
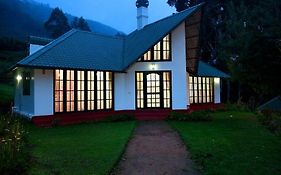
[0,84,14,114]
[168,110,213,121]
[0,114,30,175]
[44,7,71,38]
[258,110,281,136]
[103,114,135,122]
[71,17,91,32]
[167,0,198,12]
[169,111,281,174]
[219,0,281,98]
[29,121,136,175]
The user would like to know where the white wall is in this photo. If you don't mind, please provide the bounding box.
[29,44,44,55]
[214,77,221,104]
[34,69,54,116]
[13,69,34,118]
[115,22,188,110]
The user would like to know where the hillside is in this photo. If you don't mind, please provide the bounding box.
[0,0,122,41]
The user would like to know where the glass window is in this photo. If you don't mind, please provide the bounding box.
[138,34,171,61]
[55,70,64,112]
[66,70,75,112]
[54,70,113,113]
[136,71,171,109]
[23,72,31,96]
[189,76,214,104]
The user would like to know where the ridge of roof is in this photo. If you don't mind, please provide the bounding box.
[18,29,78,66]
[127,4,201,37]
[122,3,204,70]
[75,29,127,40]
[15,4,205,72]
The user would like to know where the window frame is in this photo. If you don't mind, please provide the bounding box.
[189,76,214,104]
[54,69,114,114]
[135,71,172,109]
[138,34,172,62]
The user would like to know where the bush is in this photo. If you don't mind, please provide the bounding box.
[258,110,281,135]
[102,114,135,122]
[0,114,30,174]
[168,110,213,122]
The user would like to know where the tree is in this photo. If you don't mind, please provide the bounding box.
[167,0,226,65]
[167,0,198,12]
[71,17,91,32]
[44,7,71,38]
[77,17,91,31]
[219,0,281,99]
[71,17,79,29]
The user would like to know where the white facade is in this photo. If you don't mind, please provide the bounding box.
[34,69,54,116]
[29,44,44,55]
[115,22,188,110]
[14,21,223,118]
[14,69,34,118]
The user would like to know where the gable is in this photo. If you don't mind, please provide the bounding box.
[15,4,204,72]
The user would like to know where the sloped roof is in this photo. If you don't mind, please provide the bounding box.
[16,4,203,72]
[258,96,281,112]
[123,4,201,69]
[18,30,125,71]
[197,61,230,78]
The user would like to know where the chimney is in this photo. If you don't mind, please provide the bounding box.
[136,0,149,30]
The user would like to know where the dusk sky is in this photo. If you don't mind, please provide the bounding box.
[33,0,176,33]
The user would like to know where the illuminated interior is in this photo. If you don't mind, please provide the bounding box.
[136,71,171,109]
[138,34,171,61]
[189,76,214,104]
[54,70,113,113]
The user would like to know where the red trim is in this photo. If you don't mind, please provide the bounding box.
[32,104,224,127]
[189,103,224,112]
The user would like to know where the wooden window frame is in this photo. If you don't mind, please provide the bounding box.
[135,71,172,109]
[138,34,172,62]
[54,70,114,114]
[189,76,214,104]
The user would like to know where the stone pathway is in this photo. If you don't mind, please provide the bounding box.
[112,121,200,175]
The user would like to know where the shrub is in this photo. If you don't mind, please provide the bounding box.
[258,110,281,135]
[0,114,30,174]
[168,110,213,122]
[103,114,135,122]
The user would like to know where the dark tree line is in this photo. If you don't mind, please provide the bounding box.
[167,0,281,104]
[44,8,91,38]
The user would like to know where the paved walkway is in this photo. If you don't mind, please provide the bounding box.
[112,121,200,175]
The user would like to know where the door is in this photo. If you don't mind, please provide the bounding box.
[136,71,171,109]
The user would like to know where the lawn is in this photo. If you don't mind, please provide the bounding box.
[28,121,136,175]
[169,111,281,175]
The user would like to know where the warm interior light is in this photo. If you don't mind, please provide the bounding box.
[214,77,220,84]
[16,75,22,82]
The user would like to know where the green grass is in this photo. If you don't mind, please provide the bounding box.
[169,111,281,175]
[28,121,136,175]
[0,83,13,105]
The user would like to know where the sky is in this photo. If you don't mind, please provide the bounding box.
[33,0,176,34]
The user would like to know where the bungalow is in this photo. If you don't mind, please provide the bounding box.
[12,1,229,126]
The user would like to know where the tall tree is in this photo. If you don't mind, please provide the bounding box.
[71,17,91,32]
[44,7,70,38]
[71,17,79,29]
[219,0,281,99]
[77,17,91,31]
[167,0,226,65]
